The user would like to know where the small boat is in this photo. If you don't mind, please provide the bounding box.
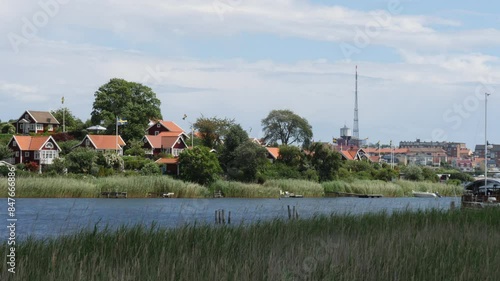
[412,191,441,198]
[280,190,303,198]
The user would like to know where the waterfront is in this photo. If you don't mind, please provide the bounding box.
[1,197,460,240]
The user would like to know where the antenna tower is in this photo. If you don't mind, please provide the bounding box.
[353,66,359,140]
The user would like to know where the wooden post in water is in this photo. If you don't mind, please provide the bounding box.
[228,211,231,224]
[292,206,296,220]
[450,201,456,210]
[222,209,225,224]
[287,205,291,220]
[215,210,218,224]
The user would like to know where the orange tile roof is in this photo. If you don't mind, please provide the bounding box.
[86,135,126,150]
[340,150,356,160]
[266,147,280,159]
[12,135,59,150]
[145,135,184,149]
[158,131,184,137]
[159,121,184,132]
[155,158,179,164]
[363,147,409,154]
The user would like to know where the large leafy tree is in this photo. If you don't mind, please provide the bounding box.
[91,78,162,141]
[309,143,342,182]
[261,109,313,148]
[219,124,249,171]
[51,108,84,132]
[227,141,268,182]
[178,146,222,185]
[194,116,235,150]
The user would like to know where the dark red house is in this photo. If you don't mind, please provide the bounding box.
[7,135,61,165]
[15,110,60,134]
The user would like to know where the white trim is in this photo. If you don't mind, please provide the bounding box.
[34,151,40,160]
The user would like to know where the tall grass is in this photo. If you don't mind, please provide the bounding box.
[2,208,500,280]
[323,179,463,197]
[210,179,324,198]
[0,176,210,198]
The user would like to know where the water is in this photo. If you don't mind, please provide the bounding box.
[1,197,460,240]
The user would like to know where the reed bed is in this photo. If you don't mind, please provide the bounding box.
[323,180,463,197]
[2,208,500,280]
[263,179,324,197]
[0,176,210,198]
[210,180,280,198]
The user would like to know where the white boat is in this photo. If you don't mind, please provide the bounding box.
[412,191,441,198]
[280,190,303,198]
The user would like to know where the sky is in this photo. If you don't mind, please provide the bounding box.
[1,0,499,149]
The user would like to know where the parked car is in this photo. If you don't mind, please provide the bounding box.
[464,179,500,195]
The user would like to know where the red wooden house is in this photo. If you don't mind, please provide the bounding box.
[142,132,188,157]
[7,135,61,165]
[14,110,60,134]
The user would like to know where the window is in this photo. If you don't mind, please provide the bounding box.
[25,114,29,119]
[34,152,40,159]
[45,142,54,149]
[12,141,16,147]
[19,124,23,129]
[36,124,43,131]
[155,131,159,136]
[48,125,53,131]
[85,139,90,146]
[157,123,161,128]
[15,151,19,157]
[25,152,29,157]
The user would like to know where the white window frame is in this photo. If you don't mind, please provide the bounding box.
[36,124,43,131]
[45,142,54,149]
[19,124,23,129]
[155,131,159,136]
[85,139,90,146]
[25,152,29,157]
[12,141,16,147]
[47,124,53,131]
[15,151,19,157]
[157,123,161,128]
[34,151,40,160]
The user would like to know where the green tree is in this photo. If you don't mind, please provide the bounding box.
[194,116,235,150]
[140,162,161,175]
[261,109,313,148]
[276,145,303,168]
[227,141,268,182]
[65,148,97,174]
[402,165,424,181]
[91,78,162,141]
[1,123,15,134]
[219,124,249,171]
[309,143,342,182]
[178,146,222,185]
[51,108,84,132]
[0,145,13,160]
[124,139,146,157]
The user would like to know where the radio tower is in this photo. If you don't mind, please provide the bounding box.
[353,65,359,141]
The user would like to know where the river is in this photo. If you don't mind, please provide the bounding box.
[1,197,460,241]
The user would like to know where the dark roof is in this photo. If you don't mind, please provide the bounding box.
[24,110,60,124]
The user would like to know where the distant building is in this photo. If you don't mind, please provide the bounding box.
[399,139,467,159]
[475,144,500,169]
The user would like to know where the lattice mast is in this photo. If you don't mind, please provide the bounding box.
[353,65,359,140]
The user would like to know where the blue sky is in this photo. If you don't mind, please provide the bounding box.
[1,0,499,149]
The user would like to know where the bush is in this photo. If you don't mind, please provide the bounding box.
[140,162,161,175]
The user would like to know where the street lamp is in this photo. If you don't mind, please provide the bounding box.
[183,114,194,148]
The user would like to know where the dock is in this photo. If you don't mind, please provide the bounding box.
[325,192,383,198]
[100,191,127,198]
[147,192,175,198]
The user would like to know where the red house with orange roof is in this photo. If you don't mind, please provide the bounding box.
[7,135,61,165]
[147,120,188,138]
[76,135,126,155]
[265,147,280,163]
[142,133,188,157]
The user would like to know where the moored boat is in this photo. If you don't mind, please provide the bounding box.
[412,190,441,198]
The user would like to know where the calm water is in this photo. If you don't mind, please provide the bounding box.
[1,197,460,240]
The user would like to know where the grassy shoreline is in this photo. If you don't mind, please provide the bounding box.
[1,208,499,280]
[0,176,463,198]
